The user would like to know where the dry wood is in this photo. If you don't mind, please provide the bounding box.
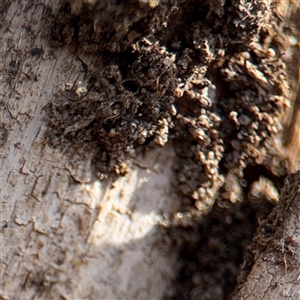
[0,1,181,299]
[1,0,300,299]
[231,171,300,300]
[230,2,300,298]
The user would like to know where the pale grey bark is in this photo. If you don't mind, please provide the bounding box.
[1,0,300,299]
[0,1,181,299]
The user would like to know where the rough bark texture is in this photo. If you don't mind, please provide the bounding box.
[0,0,299,299]
[0,2,181,299]
[231,171,300,300]
[229,1,300,298]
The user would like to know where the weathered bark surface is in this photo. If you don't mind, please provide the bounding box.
[231,171,300,300]
[229,1,300,299]
[0,1,181,299]
[1,0,300,299]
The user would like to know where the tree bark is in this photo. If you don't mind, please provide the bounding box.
[230,1,300,298]
[1,0,300,299]
[231,171,300,300]
[0,1,181,299]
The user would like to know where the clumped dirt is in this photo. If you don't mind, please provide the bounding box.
[46,0,292,298]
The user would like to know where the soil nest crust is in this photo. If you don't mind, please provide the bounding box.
[46,1,292,298]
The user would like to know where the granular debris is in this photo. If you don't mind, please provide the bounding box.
[47,0,289,206]
[46,0,292,298]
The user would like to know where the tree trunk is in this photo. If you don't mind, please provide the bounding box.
[0,1,181,299]
[1,0,300,299]
[230,1,300,298]
[231,171,300,300]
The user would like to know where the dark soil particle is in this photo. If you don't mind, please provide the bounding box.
[46,0,291,298]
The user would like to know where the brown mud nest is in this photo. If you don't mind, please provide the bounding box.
[47,0,291,298]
